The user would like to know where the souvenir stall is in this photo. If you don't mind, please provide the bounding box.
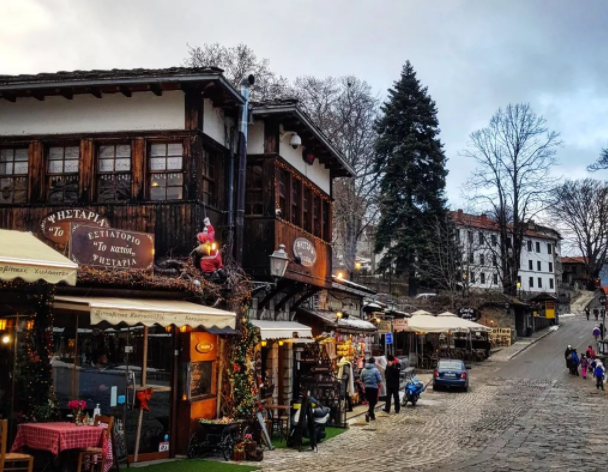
[295,308,377,420]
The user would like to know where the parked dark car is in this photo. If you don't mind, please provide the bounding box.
[433,359,469,392]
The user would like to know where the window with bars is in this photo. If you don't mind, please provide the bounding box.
[0,148,28,204]
[291,179,301,226]
[245,164,264,215]
[47,146,79,203]
[97,144,131,202]
[149,143,184,201]
[303,187,312,233]
[201,147,217,206]
[278,169,289,219]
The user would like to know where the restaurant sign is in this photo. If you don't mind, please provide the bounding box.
[377,320,392,334]
[393,318,409,332]
[293,237,317,267]
[457,307,480,321]
[41,209,110,245]
[69,224,154,270]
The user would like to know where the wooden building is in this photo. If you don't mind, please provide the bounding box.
[0,68,245,460]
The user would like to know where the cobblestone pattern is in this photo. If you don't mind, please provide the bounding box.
[247,373,547,472]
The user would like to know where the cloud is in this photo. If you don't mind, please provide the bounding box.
[2,0,608,206]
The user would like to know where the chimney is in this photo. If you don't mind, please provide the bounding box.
[457,209,463,216]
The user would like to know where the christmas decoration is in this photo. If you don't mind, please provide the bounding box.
[196,218,224,276]
[228,311,259,418]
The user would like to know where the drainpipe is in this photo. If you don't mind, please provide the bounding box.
[235,74,255,265]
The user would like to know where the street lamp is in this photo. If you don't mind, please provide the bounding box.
[336,311,343,320]
[516,281,521,299]
[269,244,290,279]
[355,261,362,271]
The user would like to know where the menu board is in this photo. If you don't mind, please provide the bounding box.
[187,361,213,400]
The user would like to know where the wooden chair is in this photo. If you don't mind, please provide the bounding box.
[0,419,34,472]
[76,415,114,472]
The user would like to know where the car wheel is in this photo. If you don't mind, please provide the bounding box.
[463,386,469,393]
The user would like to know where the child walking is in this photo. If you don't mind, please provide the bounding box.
[580,354,588,379]
[594,359,605,391]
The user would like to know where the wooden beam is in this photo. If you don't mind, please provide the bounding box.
[119,86,132,98]
[0,93,16,103]
[60,89,74,100]
[89,88,102,99]
[32,93,45,102]
[150,85,163,97]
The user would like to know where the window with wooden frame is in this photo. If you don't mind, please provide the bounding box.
[149,143,184,201]
[322,199,331,241]
[291,179,301,226]
[303,187,312,233]
[277,169,289,219]
[201,147,217,207]
[313,195,321,237]
[246,163,264,215]
[0,148,28,204]
[47,145,80,204]
[97,144,132,202]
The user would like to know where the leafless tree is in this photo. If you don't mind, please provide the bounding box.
[463,103,562,296]
[588,147,608,172]
[183,43,291,101]
[294,76,380,273]
[549,178,608,289]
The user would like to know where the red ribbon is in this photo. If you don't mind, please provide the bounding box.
[136,388,153,411]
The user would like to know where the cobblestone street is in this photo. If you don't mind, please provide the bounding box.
[254,316,608,472]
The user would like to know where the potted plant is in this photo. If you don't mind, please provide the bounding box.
[232,442,245,461]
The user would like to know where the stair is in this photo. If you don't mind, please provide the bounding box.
[570,290,596,314]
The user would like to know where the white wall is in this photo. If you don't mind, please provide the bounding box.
[0,91,185,135]
[203,98,234,147]
[279,140,331,194]
[519,237,557,293]
[247,121,265,154]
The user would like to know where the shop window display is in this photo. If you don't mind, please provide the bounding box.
[52,314,173,456]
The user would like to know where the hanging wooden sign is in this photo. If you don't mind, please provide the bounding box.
[69,224,154,270]
[41,209,110,245]
[457,307,480,321]
[293,237,317,267]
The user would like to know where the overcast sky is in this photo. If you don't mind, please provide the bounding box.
[3,0,608,206]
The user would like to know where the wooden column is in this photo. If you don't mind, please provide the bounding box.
[131,138,146,200]
[28,140,45,203]
[79,139,95,202]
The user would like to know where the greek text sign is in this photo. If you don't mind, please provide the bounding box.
[69,224,154,270]
[393,319,409,332]
[41,209,110,245]
[293,237,317,267]
[457,307,480,321]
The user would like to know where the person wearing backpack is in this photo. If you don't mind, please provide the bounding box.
[570,349,580,376]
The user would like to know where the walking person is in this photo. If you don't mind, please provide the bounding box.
[594,307,599,321]
[594,359,605,391]
[360,357,382,422]
[585,306,590,321]
[565,345,573,372]
[580,354,589,379]
[593,326,601,343]
[587,345,596,360]
[383,355,401,414]
[570,349,580,376]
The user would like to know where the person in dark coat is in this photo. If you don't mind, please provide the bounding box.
[383,355,401,414]
[565,345,573,371]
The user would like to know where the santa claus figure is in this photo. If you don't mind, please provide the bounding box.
[196,217,224,276]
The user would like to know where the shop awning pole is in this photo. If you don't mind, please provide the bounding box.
[134,327,149,462]
[216,337,224,418]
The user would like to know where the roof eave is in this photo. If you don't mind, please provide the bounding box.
[0,73,245,105]
[251,106,355,177]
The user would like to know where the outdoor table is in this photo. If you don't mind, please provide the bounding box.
[264,404,291,441]
[11,422,112,472]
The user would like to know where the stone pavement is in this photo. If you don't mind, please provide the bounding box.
[240,315,608,471]
[490,326,555,362]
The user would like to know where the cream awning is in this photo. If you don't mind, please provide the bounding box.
[54,296,236,330]
[407,313,469,334]
[250,320,313,341]
[412,309,432,316]
[0,229,78,285]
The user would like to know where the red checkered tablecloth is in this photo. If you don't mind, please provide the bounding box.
[11,422,113,472]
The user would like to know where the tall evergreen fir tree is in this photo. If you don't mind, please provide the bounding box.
[374,61,448,295]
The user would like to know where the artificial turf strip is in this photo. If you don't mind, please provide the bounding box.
[271,426,347,449]
[134,459,260,472]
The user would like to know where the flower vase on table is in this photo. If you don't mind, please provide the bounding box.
[67,400,87,425]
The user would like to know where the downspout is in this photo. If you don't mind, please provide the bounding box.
[235,74,255,265]
[225,125,235,259]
